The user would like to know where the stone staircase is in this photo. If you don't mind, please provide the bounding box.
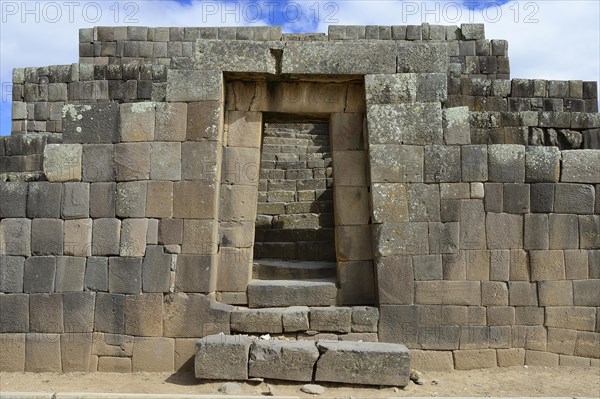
[248,259,337,308]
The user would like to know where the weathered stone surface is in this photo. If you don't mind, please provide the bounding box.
[97,357,132,372]
[548,214,579,249]
[310,307,351,333]
[351,306,379,333]
[44,144,82,182]
[561,149,600,183]
[120,102,155,142]
[231,308,283,333]
[92,218,121,256]
[115,142,150,181]
[545,306,596,331]
[0,333,26,371]
[64,218,92,257]
[0,294,29,332]
[282,306,310,332]
[94,293,125,334]
[0,256,24,293]
[554,183,595,214]
[524,214,549,250]
[23,256,56,293]
[31,218,63,256]
[365,74,417,104]
[60,332,93,372]
[90,182,116,218]
[410,349,454,371]
[85,257,108,292]
[132,337,174,372]
[142,245,173,293]
[175,254,215,293]
[109,257,142,294]
[525,350,559,366]
[186,101,222,141]
[150,142,181,180]
[424,145,461,183]
[462,145,488,182]
[374,222,429,256]
[371,183,408,223]
[174,181,216,219]
[454,349,497,370]
[25,333,61,372]
[63,103,119,144]
[497,348,525,367]
[163,293,231,337]
[0,182,28,218]
[367,103,442,145]
[488,145,525,182]
[460,200,486,250]
[370,144,423,183]
[247,280,336,308]
[415,281,481,305]
[337,261,376,305]
[82,144,115,182]
[61,182,89,219]
[125,294,163,337]
[376,256,414,305]
[155,102,187,141]
[443,106,470,145]
[336,225,373,261]
[315,341,410,386]
[217,247,252,292]
[195,334,254,380]
[574,331,600,358]
[525,146,560,182]
[249,339,319,382]
[63,291,95,333]
[167,70,222,102]
[579,215,600,249]
[120,218,148,257]
[0,218,31,256]
[282,41,397,74]
[397,42,448,73]
[55,256,85,292]
[486,212,523,249]
[27,182,62,219]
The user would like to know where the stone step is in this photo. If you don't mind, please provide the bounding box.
[195,335,410,387]
[247,279,337,308]
[253,259,336,280]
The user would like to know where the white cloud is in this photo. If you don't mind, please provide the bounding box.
[1,0,599,135]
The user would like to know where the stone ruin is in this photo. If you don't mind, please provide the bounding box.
[0,23,599,385]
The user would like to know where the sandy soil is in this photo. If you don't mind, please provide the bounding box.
[1,366,599,398]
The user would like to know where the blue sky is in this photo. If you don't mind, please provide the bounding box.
[1,0,599,136]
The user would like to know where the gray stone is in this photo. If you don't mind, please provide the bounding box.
[373,222,429,256]
[155,103,187,141]
[310,307,352,333]
[554,183,595,214]
[413,254,443,280]
[90,182,116,218]
[301,384,325,395]
[119,103,155,142]
[85,257,108,292]
[115,142,150,181]
[0,256,24,293]
[462,23,485,40]
[369,144,423,183]
[376,256,414,305]
[462,145,488,182]
[116,181,147,218]
[0,182,28,217]
[27,182,61,218]
[55,256,86,292]
[365,74,417,104]
[82,144,115,182]
[23,256,56,293]
[0,294,29,332]
[530,183,555,213]
[43,143,82,182]
[549,214,579,249]
[109,257,142,294]
[64,218,92,257]
[429,222,460,254]
[424,145,461,183]
[194,40,278,73]
[163,293,231,337]
[407,183,441,221]
[167,70,222,101]
[525,146,560,182]
[579,215,600,249]
[142,245,173,293]
[249,339,319,382]
[247,280,336,308]
[218,382,241,395]
[92,218,121,256]
[231,308,283,334]
[315,341,410,386]
[562,150,600,183]
[503,184,530,214]
[488,145,525,182]
[195,334,254,380]
[573,280,600,306]
[150,142,181,180]
[63,291,95,332]
[283,306,310,332]
[443,106,470,145]
[351,306,379,333]
[31,218,63,255]
[175,254,214,293]
[63,103,119,144]
[94,292,125,334]
[282,41,396,74]
[397,42,448,73]
[460,200,487,249]
[486,213,523,249]
[61,182,90,219]
[524,214,549,250]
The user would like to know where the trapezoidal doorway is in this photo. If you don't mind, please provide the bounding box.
[219,76,375,307]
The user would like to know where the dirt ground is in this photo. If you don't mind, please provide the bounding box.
[1,366,599,398]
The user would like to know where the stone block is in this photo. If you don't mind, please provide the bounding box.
[155,102,187,141]
[503,184,529,214]
[85,257,108,292]
[163,293,231,337]
[64,218,92,257]
[315,341,410,386]
[249,339,319,382]
[415,281,481,305]
[231,308,283,334]
[27,182,62,218]
[31,218,63,255]
[487,306,515,326]
[332,150,368,186]
[488,145,525,183]
[460,200,486,249]
[334,186,370,226]
[465,250,490,281]
[442,252,466,280]
[281,306,309,332]
[195,334,254,380]
[529,183,554,213]
[397,42,448,73]
[0,294,29,332]
[62,103,119,144]
[217,247,252,292]
[337,261,376,305]
[310,307,351,333]
[350,306,379,333]
[44,144,82,182]
[109,257,142,294]
[365,74,417,105]
[181,140,220,182]
[443,106,470,145]
[413,254,443,280]
[545,307,596,331]
[376,256,414,305]
[560,355,591,367]
[530,250,565,280]
[573,279,600,306]
[141,245,173,293]
[525,146,560,182]
[508,281,537,306]
[424,145,461,182]
[132,337,174,372]
[55,256,85,292]
[370,183,408,223]
[0,182,28,218]
[222,147,260,186]
[0,256,24,293]
[0,218,31,256]
[453,349,496,370]
[90,182,116,218]
[524,214,549,250]
[61,182,90,219]
[330,112,364,151]
[61,332,93,372]
[91,218,120,256]
[410,349,454,371]
[561,150,600,183]
[175,254,215,293]
[462,145,488,182]
[167,70,222,102]
[548,214,579,249]
[369,144,423,183]
[574,331,600,358]
[159,219,183,245]
[489,250,510,281]
[120,102,155,142]
[150,142,181,180]
[63,291,95,333]
[335,225,373,261]
[406,184,440,222]
[25,333,61,372]
[497,348,525,367]
[125,294,163,337]
[82,144,115,182]
[116,181,147,218]
[186,101,222,141]
[564,250,588,279]
[97,357,131,372]
[546,327,577,355]
[525,350,559,366]
[174,181,216,219]
[374,222,429,256]
[486,213,523,249]
[247,279,336,308]
[0,333,26,371]
[538,280,573,306]
[94,293,125,334]
[554,183,595,214]
[579,215,600,249]
[115,142,150,181]
[174,338,196,371]
[227,111,262,148]
[146,181,173,218]
[482,281,508,306]
[368,102,442,145]
[23,256,56,293]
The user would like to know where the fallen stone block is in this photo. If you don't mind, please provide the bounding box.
[315,341,410,386]
[195,334,254,380]
[249,339,319,382]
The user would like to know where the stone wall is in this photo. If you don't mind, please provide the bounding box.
[1,23,599,373]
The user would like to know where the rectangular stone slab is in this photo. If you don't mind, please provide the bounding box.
[195,334,254,380]
[247,279,336,308]
[315,341,410,386]
[249,339,319,382]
